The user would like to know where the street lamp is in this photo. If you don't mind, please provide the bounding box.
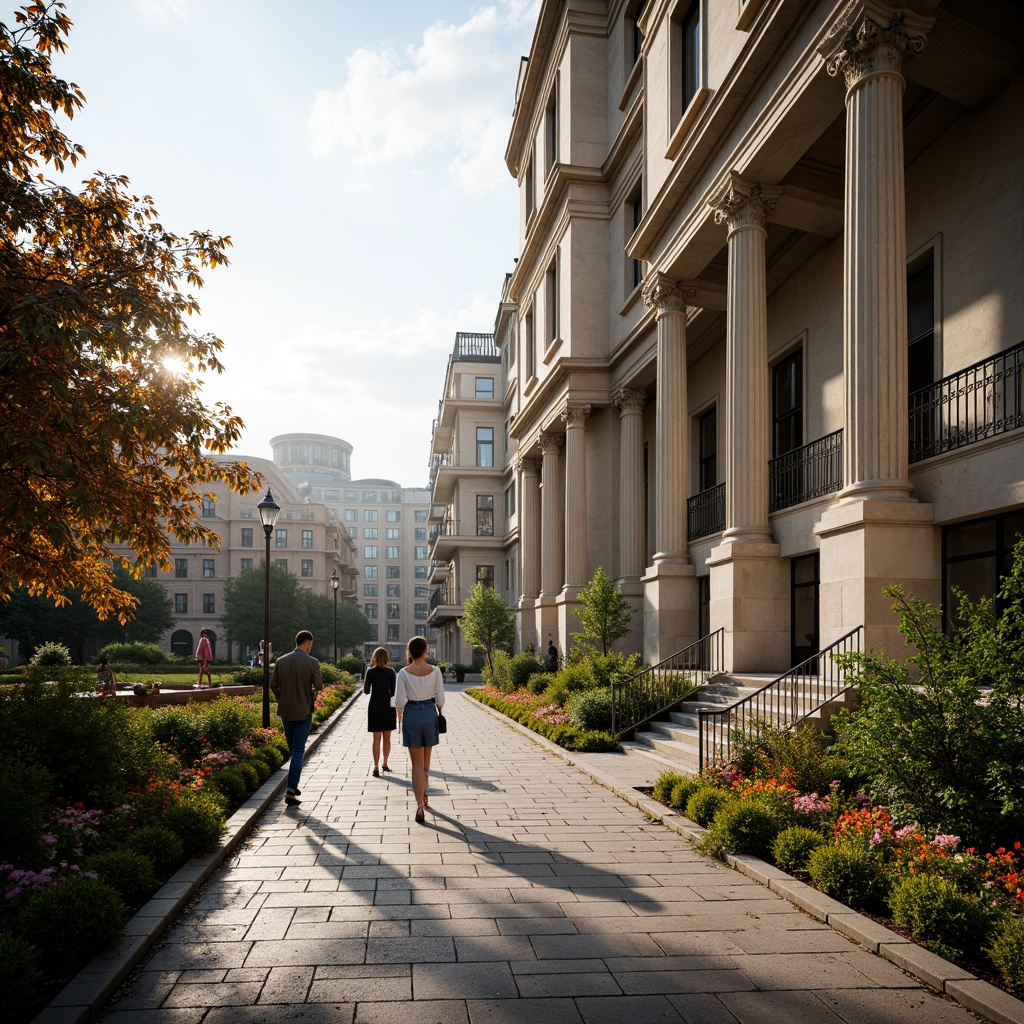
[331,569,339,664]
[257,487,281,728]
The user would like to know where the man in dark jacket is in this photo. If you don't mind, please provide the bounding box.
[270,630,323,805]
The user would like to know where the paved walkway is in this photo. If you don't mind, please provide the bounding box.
[99,688,978,1024]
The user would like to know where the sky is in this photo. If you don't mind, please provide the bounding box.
[47,0,539,488]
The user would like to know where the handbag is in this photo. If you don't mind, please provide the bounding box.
[437,712,447,734]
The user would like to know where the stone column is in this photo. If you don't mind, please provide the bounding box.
[539,434,564,597]
[517,456,542,600]
[711,173,781,541]
[814,3,938,658]
[822,1,932,501]
[614,388,647,582]
[561,403,591,591]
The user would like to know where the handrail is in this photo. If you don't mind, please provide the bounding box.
[611,629,725,738]
[768,429,843,512]
[697,626,862,772]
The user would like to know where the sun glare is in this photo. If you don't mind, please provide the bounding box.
[162,356,188,376]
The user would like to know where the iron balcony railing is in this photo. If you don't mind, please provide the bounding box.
[453,332,500,361]
[769,429,844,513]
[697,626,862,773]
[909,339,1024,462]
[687,483,725,541]
[611,629,725,737]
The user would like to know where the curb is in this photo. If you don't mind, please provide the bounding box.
[466,692,1024,1024]
[31,686,364,1024]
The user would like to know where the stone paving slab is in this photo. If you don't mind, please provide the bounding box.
[55,685,1014,1024]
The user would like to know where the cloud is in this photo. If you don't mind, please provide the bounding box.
[309,2,537,194]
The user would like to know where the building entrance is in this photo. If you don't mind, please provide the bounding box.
[791,554,819,668]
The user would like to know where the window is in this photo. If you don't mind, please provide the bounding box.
[477,565,495,588]
[386,510,400,523]
[415,545,428,560]
[241,558,253,572]
[364,509,378,522]
[387,603,400,619]
[525,143,535,220]
[364,527,378,539]
[545,258,558,344]
[415,566,429,579]
[415,527,427,541]
[203,593,215,614]
[144,564,158,578]
[275,528,287,548]
[630,187,644,290]
[387,566,400,579]
[386,528,399,540]
[544,80,558,174]
[364,603,378,620]
[415,603,428,620]
[368,624,378,642]
[364,565,378,579]
[944,512,1024,630]
[772,351,803,458]
[679,1,701,111]
[386,545,399,560]
[699,407,717,491]
[386,624,400,643]
[630,0,647,66]
[174,594,188,613]
[325,489,339,501]
[505,481,516,520]
[203,558,215,579]
[415,510,427,523]
[202,497,216,518]
[301,529,313,549]
[908,258,937,458]
[346,525,357,538]
[175,558,188,579]
[364,584,378,597]
[475,377,494,400]
[386,584,400,598]
[415,585,429,598]
[365,546,378,559]
[476,427,494,468]
[477,494,494,536]
[344,509,357,521]
[524,310,536,379]
[301,559,313,577]
[275,558,288,570]
[241,527,253,548]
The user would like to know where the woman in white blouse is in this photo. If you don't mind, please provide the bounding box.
[394,635,445,824]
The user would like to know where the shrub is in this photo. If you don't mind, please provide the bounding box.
[162,790,227,855]
[0,930,43,1018]
[652,771,685,805]
[126,826,184,877]
[732,723,848,797]
[96,642,166,665]
[29,642,72,667]
[888,874,992,961]
[670,777,701,811]
[686,787,734,828]
[237,761,260,790]
[202,698,260,751]
[527,673,550,695]
[987,914,1024,990]
[571,730,618,753]
[84,849,156,905]
[336,654,365,675]
[0,759,53,865]
[210,765,248,802]
[542,679,569,707]
[150,705,208,763]
[807,843,887,909]
[706,800,789,860]
[485,650,513,692]
[17,876,125,962]
[255,743,284,769]
[565,688,613,732]
[773,826,827,875]
[247,756,272,785]
[510,653,545,690]
[558,662,594,692]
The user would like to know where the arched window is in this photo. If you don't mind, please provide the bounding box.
[170,630,193,658]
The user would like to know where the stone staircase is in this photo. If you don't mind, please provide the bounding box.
[620,672,858,776]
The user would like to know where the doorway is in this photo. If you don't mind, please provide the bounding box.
[791,554,819,668]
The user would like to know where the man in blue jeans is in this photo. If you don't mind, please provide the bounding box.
[270,630,323,806]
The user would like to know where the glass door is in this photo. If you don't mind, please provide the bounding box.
[791,554,819,668]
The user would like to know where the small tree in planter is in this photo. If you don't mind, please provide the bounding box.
[572,566,632,655]
[459,583,515,671]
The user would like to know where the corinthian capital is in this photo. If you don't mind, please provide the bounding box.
[642,273,696,320]
[538,433,564,457]
[561,403,592,429]
[711,173,782,232]
[516,455,541,476]
[819,1,932,89]
[613,388,647,415]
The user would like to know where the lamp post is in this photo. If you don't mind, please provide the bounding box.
[331,569,339,663]
[257,488,281,728]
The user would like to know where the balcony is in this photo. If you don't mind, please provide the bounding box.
[427,583,464,624]
[909,340,1024,463]
[431,452,503,503]
[769,429,844,513]
[687,483,725,542]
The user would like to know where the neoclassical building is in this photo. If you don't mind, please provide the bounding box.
[504,0,1023,670]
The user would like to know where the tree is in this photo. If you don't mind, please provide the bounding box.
[459,582,514,670]
[220,563,306,660]
[336,601,372,654]
[0,4,257,621]
[302,591,370,660]
[572,566,633,655]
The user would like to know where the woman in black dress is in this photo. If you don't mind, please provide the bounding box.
[363,646,397,777]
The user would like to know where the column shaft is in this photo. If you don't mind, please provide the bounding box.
[562,404,591,589]
[615,389,647,580]
[518,458,541,599]
[539,435,564,596]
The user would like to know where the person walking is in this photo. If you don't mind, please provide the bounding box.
[270,630,323,806]
[394,635,445,825]
[195,629,213,688]
[363,647,396,777]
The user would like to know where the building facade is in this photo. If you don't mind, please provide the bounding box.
[502,0,1023,670]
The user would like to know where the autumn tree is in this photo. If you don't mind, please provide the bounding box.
[459,581,515,670]
[572,566,633,655]
[0,3,256,622]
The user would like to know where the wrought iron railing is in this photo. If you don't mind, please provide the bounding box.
[697,626,862,772]
[769,429,843,512]
[909,340,1024,463]
[611,629,725,737]
[687,483,725,541]
[453,332,500,361]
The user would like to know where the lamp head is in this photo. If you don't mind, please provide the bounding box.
[331,569,339,591]
[257,488,281,533]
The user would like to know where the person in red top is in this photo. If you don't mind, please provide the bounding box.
[195,629,213,688]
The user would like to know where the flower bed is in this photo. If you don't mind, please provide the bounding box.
[0,675,355,1021]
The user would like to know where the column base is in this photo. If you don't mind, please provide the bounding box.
[642,561,698,664]
[836,478,916,504]
[533,595,560,663]
[706,539,789,673]
[517,597,540,655]
[814,496,938,657]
